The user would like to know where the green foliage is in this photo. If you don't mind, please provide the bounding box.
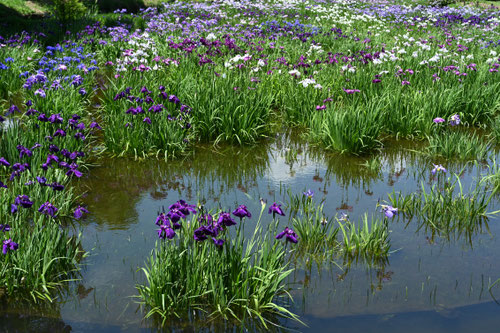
[426,130,490,161]
[136,205,299,327]
[387,172,497,239]
[0,215,84,302]
[310,106,383,155]
[337,214,391,261]
[52,0,87,23]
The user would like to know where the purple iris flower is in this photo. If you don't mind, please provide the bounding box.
[380,205,398,218]
[78,88,87,96]
[155,213,168,226]
[38,202,58,217]
[0,224,11,232]
[53,129,66,137]
[74,132,86,141]
[218,212,236,227]
[2,239,18,255]
[169,200,197,216]
[212,237,224,247]
[16,145,32,158]
[14,195,33,208]
[168,95,180,104]
[276,227,298,243]
[36,176,47,185]
[34,88,46,98]
[49,144,60,153]
[48,113,64,124]
[37,113,49,122]
[0,181,7,188]
[45,154,60,166]
[143,117,152,124]
[50,182,65,191]
[140,86,151,94]
[158,224,175,239]
[232,205,251,220]
[74,206,89,219]
[0,157,10,167]
[6,105,20,116]
[66,163,82,178]
[431,164,447,175]
[268,203,285,218]
[433,117,445,124]
[26,108,38,116]
[90,122,102,130]
[10,163,30,180]
[167,208,185,223]
[194,226,209,241]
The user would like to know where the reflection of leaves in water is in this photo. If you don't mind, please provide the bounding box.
[76,142,270,228]
[77,284,94,300]
[0,298,72,333]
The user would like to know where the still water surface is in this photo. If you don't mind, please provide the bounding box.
[2,133,500,332]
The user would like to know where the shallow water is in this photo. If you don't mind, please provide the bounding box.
[2,133,500,332]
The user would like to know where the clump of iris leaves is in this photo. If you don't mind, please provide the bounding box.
[137,192,395,327]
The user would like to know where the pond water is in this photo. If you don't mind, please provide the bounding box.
[2,132,500,332]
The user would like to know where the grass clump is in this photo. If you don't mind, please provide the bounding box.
[310,106,383,155]
[427,131,490,161]
[136,200,300,328]
[387,170,497,239]
[338,214,391,262]
[0,215,83,302]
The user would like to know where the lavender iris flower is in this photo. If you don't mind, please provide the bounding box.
[343,88,361,94]
[431,164,447,175]
[303,189,314,199]
[2,239,18,255]
[34,88,46,98]
[380,205,398,218]
[449,114,460,126]
[276,227,298,243]
[433,117,445,124]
